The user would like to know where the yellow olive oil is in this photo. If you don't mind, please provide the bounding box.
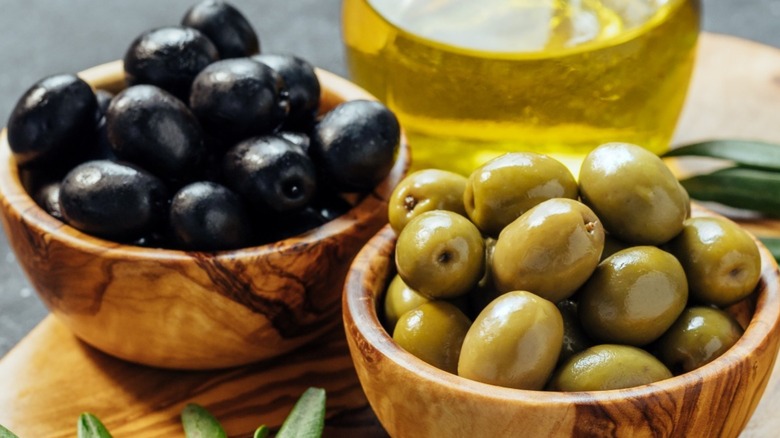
[342,0,700,174]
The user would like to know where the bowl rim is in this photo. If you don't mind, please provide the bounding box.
[344,210,780,404]
[0,60,411,262]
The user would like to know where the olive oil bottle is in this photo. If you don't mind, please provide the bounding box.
[342,0,700,174]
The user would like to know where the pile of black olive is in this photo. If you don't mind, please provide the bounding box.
[6,1,400,251]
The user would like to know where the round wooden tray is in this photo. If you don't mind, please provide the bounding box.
[2,32,780,437]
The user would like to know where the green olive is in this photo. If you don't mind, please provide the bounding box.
[384,274,432,331]
[464,152,578,236]
[396,210,485,299]
[492,198,605,303]
[388,169,468,233]
[579,143,687,245]
[556,300,592,363]
[578,246,688,346]
[458,291,563,390]
[549,344,672,391]
[601,235,629,262]
[668,217,761,307]
[393,301,472,374]
[467,237,503,318]
[656,306,744,373]
[678,181,692,219]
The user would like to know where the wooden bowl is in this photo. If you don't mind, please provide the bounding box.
[343,207,780,437]
[0,60,410,370]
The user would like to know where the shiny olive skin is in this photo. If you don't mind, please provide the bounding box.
[549,345,672,391]
[124,26,219,101]
[464,152,578,236]
[170,181,253,251]
[253,54,321,131]
[668,217,761,307]
[396,210,485,299]
[311,100,400,192]
[679,181,692,219]
[222,135,317,213]
[388,169,468,233]
[59,160,168,240]
[384,274,432,331]
[190,59,290,141]
[7,74,97,168]
[458,291,563,390]
[579,143,687,245]
[557,300,592,363]
[181,0,259,58]
[107,85,206,182]
[492,198,605,303]
[393,301,471,374]
[656,306,744,374]
[578,246,688,346]
[34,182,63,221]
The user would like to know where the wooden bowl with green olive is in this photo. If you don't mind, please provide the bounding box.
[0,60,410,370]
[343,205,780,437]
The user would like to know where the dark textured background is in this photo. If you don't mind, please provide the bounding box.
[0,0,777,355]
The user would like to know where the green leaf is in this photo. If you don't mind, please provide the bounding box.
[77,413,113,438]
[664,140,780,172]
[276,387,326,438]
[0,424,19,438]
[679,167,780,215]
[181,404,227,438]
[760,237,780,263]
[254,425,271,438]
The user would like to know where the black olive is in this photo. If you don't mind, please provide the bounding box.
[123,26,219,101]
[190,58,289,141]
[253,54,320,131]
[34,182,64,221]
[92,90,117,161]
[181,0,259,58]
[59,160,169,240]
[222,135,317,213]
[170,181,253,251]
[309,189,354,222]
[106,85,206,183]
[311,100,400,192]
[94,90,114,121]
[279,131,311,155]
[6,74,97,168]
[256,207,326,243]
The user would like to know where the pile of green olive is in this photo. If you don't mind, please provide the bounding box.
[384,143,761,392]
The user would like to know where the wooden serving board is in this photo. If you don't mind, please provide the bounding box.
[3,32,780,437]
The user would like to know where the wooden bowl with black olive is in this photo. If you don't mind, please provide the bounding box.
[343,207,780,437]
[0,60,410,370]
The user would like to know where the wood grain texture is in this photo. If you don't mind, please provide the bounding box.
[3,32,780,438]
[343,209,780,438]
[0,316,388,438]
[0,60,411,369]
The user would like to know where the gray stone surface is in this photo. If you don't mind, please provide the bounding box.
[0,0,776,356]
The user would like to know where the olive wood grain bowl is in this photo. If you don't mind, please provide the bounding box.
[343,206,780,438]
[0,60,410,370]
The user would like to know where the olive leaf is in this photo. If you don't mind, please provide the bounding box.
[760,237,780,263]
[0,424,19,438]
[664,140,780,171]
[77,413,113,438]
[254,425,270,438]
[276,387,326,438]
[679,167,780,215]
[181,404,228,438]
